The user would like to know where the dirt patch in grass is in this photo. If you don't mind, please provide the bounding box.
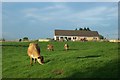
[52,69,64,75]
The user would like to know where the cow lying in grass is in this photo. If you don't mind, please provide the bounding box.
[64,43,69,51]
[47,44,54,51]
[27,43,44,65]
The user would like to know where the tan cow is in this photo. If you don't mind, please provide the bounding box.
[27,43,44,65]
[64,43,69,51]
[47,44,54,51]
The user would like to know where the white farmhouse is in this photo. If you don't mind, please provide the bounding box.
[54,30,100,41]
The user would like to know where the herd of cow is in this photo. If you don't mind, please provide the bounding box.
[27,43,69,65]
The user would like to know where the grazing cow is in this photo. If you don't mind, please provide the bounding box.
[27,43,44,65]
[64,43,69,51]
[47,44,54,51]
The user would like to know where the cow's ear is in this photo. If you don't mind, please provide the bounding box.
[29,43,32,46]
[29,43,33,46]
[35,43,38,45]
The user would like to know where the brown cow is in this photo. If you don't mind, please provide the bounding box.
[64,43,69,51]
[47,44,54,51]
[27,43,44,65]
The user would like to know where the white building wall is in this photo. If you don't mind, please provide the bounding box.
[54,36,56,40]
[54,36,100,41]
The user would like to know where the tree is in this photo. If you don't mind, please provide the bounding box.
[87,27,91,31]
[19,39,22,42]
[75,28,77,30]
[23,37,29,41]
[1,38,5,41]
[99,35,104,39]
[83,27,87,31]
[79,28,83,30]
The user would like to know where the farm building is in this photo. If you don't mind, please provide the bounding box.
[38,38,51,42]
[109,39,120,43]
[54,30,100,41]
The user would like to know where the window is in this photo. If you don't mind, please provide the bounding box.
[68,38,71,40]
[65,37,67,39]
[56,37,59,40]
[60,37,63,39]
[93,37,97,40]
[73,37,76,39]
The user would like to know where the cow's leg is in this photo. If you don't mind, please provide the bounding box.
[52,48,54,51]
[34,58,36,63]
[66,48,67,51]
[30,57,33,65]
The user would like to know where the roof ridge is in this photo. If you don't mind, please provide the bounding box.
[55,29,97,32]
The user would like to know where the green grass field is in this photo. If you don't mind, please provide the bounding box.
[2,41,119,78]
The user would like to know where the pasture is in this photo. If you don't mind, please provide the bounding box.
[2,41,119,78]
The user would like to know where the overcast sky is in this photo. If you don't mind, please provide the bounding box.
[2,2,118,40]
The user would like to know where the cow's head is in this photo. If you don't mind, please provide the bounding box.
[37,56,44,64]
